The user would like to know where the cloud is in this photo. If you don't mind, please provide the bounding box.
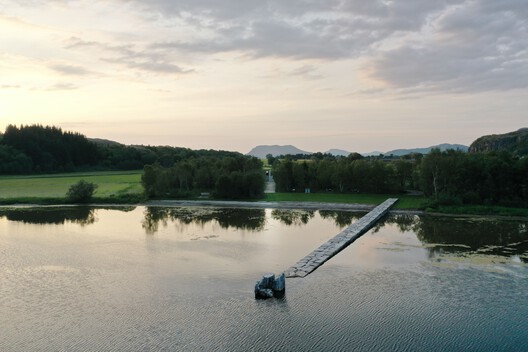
[65,37,192,75]
[0,84,21,89]
[288,65,322,80]
[39,82,79,91]
[7,1,528,94]
[134,0,528,93]
[367,0,528,93]
[50,64,93,76]
[146,0,463,60]
[101,57,192,74]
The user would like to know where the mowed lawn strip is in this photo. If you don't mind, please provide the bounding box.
[264,193,427,210]
[0,171,143,199]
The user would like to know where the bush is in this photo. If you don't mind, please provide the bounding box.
[66,180,98,203]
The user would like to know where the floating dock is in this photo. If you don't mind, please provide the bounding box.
[285,198,398,278]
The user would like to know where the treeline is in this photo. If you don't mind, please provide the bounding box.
[142,155,264,199]
[272,149,528,207]
[273,153,418,194]
[0,124,265,199]
[0,125,98,173]
[3,125,527,206]
[420,149,528,207]
[0,124,245,174]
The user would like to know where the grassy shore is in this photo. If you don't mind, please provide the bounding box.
[1,172,527,217]
[263,193,426,210]
[427,205,528,217]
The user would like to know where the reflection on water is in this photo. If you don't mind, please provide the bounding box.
[0,206,136,226]
[271,209,315,225]
[372,214,528,263]
[319,210,363,227]
[382,214,419,232]
[141,207,366,233]
[1,206,527,351]
[0,207,97,226]
[414,216,528,262]
[142,207,267,234]
[1,205,527,262]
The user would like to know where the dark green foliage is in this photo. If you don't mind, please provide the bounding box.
[0,125,252,176]
[214,170,265,199]
[142,207,266,234]
[141,155,264,200]
[419,149,527,207]
[66,180,98,203]
[0,145,33,174]
[272,157,406,194]
[2,124,99,173]
[272,149,527,208]
[3,124,527,208]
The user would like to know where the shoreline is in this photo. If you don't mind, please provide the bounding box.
[2,199,528,220]
[0,199,422,214]
[0,199,378,211]
[8,199,526,219]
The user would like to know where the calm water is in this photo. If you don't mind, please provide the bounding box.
[1,206,527,351]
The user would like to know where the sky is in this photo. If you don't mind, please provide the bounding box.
[0,0,527,154]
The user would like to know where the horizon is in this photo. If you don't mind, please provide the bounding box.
[0,123,479,155]
[1,1,527,154]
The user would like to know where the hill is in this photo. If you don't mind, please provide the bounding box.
[247,145,311,158]
[0,124,250,175]
[384,143,468,156]
[325,149,351,156]
[248,143,469,158]
[469,128,528,156]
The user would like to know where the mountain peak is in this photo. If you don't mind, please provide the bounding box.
[246,145,311,158]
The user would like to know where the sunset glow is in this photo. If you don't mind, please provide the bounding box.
[1,1,527,153]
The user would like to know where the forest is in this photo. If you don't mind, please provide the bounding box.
[1,124,527,206]
[0,124,252,173]
[0,124,265,200]
[271,149,528,207]
[142,156,264,199]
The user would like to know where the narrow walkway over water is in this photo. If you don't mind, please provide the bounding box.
[285,198,398,278]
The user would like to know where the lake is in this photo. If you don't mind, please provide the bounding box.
[1,206,527,351]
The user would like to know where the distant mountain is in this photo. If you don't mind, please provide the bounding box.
[248,143,469,159]
[469,128,528,156]
[384,143,469,156]
[247,145,312,158]
[325,149,351,157]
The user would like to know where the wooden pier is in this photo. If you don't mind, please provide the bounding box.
[285,198,398,278]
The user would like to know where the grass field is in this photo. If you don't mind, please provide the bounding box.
[0,170,143,202]
[0,171,425,208]
[2,172,526,216]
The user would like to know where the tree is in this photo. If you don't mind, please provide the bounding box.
[266,154,276,166]
[66,180,98,203]
[394,159,414,191]
[0,145,33,174]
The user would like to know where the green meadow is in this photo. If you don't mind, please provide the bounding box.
[2,171,526,216]
[0,171,143,203]
[0,170,425,209]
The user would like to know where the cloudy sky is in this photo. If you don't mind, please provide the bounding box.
[1,0,526,153]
